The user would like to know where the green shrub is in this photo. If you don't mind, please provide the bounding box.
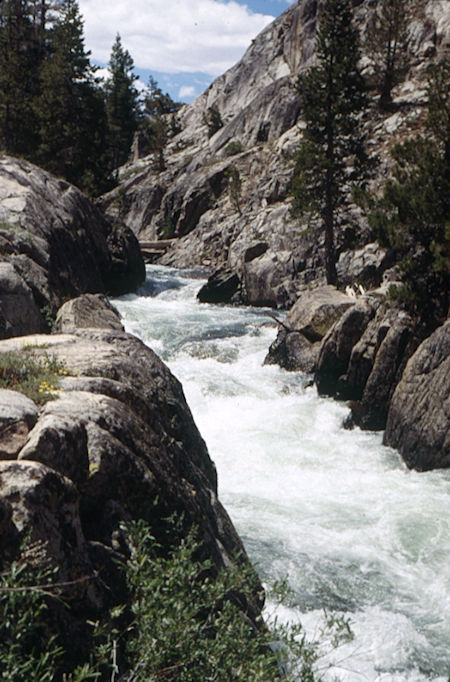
[202,107,223,138]
[124,520,281,681]
[224,140,243,156]
[0,518,353,680]
[0,538,111,681]
[0,542,63,681]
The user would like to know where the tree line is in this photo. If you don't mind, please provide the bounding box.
[0,0,180,195]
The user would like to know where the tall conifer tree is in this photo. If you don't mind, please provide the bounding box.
[140,76,181,170]
[365,0,414,109]
[0,0,39,154]
[35,0,108,193]
[104,34,139,173]
[291,0,369,285]
[369,59,450,322]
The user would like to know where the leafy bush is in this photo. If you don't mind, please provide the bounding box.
[0,542,63,681]
[124,520,282,681]
[0,350,68,404]
[0,538,112,681]
[0,518,353,680]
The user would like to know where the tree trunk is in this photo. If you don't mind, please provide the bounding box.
[324,207,337,285]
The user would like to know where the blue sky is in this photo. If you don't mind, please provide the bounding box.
[79,0,294,102]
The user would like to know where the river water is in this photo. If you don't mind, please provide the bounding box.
[113,265,450,682]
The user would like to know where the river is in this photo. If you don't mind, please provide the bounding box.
[113,265,450,682]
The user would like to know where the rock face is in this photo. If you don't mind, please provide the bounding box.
[315,299,420,431]
[384,320,450,470]
[0,298,256,655]
[0,460,100,604]
[0,155,145,338]
[102,0,450,308]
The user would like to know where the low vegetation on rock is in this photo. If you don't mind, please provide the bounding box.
[0,350,67,405]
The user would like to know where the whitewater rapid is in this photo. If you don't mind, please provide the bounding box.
[113,265,450,681]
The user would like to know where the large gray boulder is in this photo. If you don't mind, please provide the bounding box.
[197,267,241,304]
[0,155,144,338]
[356,310,417,430]
[265,286,354,371]
[0,459,100,603]
[384,320,450,470]
[315,299,377,396]
[55,293,124,333]
[0,261,41,338]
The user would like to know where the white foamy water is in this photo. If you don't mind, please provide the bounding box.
[113,265,450,681]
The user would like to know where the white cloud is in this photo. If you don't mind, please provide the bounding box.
[94,65,147,93]
[79,0,273,75]
[178,85,197,99]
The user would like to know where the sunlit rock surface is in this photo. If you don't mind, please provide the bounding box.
[0,155,144,338]
[384,319,450,470]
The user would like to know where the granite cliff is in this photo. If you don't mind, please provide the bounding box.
[102,0,449,308]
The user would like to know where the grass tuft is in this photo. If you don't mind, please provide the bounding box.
[0,351,68,405]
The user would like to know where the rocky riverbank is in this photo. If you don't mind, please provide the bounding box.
[0,157,262,671]
[265,285,449,471]
[95,0,449,475]
[0,294,262,668]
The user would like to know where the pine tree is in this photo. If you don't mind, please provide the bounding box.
[139,76,181,170]
[143,76,180,118]
[369,59,450,323]
[104,34,139,173]
[364,0,415,109]
[0,0,40,154]
[35,0,109,193]
[291,0,369,285]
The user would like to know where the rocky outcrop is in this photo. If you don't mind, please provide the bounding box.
[0,155,145,338]
[197,267,241,304]
[265,286,354,371]
[0,301,257,649]
[316,299,379,397]
[384,320,450,470]
[315,299,420,431]
[103,0,449,308]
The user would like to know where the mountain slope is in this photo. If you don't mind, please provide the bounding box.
[102,0,450,308]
